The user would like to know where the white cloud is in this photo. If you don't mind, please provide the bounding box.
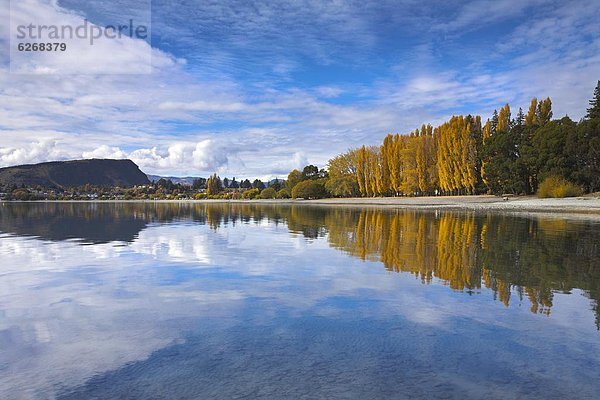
[81,145,127,159]
[292,152,308,170]
[434,0,545,33]
[0,140,66,165]
[408,76,457,93]
[129,140,229,174]
[315,86,344,98]
[158,100,248,113]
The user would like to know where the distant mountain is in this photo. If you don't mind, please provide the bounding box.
[0,159,150,188]
[146,175,202,186]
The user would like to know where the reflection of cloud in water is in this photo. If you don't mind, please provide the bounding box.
[0,225,219,398]
[0,211,599,398]
[130,225,211,264]
[0,222,327,397]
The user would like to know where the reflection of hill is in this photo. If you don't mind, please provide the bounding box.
[0,202,298,243]
[0,203,150,243]
[0,202,598,326]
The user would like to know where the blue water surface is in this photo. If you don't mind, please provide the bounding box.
[0,203,598,399]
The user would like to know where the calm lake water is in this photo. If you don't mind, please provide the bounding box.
[0,202,599,399]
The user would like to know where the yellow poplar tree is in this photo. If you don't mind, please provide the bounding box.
[356,146,367,196]
[525,98,538,126]
[497,104,511,132]
[401,132,419,194]
[537,97,552,126]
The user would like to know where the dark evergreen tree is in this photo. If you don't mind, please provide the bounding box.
[491,109,498,134]
[270,178,283,191]
[587,80,600,120]
[482,124,531,194]
[192,178,206,190]
[252,179,265,190]
[516,107,525,126]
[566,118,600,192]
[302,165,320,180]
[157,178,176,191]
[531,117,576,182]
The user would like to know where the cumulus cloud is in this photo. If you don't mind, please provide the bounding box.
[292,152,308,170]
[0,140,66,166]
[81,145,127,159]
[129,140,229,173]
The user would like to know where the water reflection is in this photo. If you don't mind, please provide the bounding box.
[1,202,598,324]
[0,202,599,399]
[326,209,600,322]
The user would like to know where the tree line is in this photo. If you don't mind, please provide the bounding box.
[286,81,600,198]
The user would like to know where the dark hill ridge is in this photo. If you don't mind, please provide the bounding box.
[0,159,150,188]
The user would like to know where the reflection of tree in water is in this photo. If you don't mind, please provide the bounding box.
[1,202,598,327]
[325,209,600,327]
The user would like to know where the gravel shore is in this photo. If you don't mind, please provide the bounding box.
[238,195,600,218]
[4,195,600,217]
[302,195,600,212]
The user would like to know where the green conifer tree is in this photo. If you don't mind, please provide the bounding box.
[586,80,600,119]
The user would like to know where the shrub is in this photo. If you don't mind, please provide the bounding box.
[291,180,327,199]
[11,189,33,201]
[325,176,359,197]
[259,187,276,199]
[537,176,583,198]
[242,188,260,199]
[276,188,290,199]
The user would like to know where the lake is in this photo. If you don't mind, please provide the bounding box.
[0,202,599,399]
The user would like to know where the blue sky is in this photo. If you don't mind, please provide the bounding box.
[1,0,599,177]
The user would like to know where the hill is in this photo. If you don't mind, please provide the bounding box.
[0,159,150,188]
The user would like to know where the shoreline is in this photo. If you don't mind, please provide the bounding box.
[2,195,600,216]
